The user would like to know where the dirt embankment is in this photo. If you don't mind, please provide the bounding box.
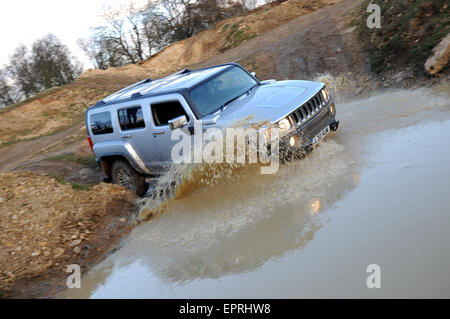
[0,171,136,298]
[354,0,450,75]
[139,0,342,75]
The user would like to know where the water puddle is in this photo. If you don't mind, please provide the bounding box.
[62,86,450,298]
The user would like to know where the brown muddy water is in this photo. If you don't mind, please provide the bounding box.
[62,85,450,298]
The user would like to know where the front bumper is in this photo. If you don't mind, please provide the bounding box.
[279,102,338,157]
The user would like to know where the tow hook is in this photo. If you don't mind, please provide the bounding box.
[330,120,340,131]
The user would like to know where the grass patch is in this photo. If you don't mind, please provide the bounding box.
[220,21,257,52]
[70,183,92,191]
[353,0,450,74]
[0,136,21,147]
[45,173,92,191]
[47,153,97,169]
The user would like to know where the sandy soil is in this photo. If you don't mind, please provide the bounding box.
[0,171,136,298]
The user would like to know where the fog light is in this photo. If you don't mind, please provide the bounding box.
[289,136,297,147]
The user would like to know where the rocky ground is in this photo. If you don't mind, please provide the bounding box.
[0,171,136,298]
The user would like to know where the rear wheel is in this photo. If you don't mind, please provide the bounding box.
[111,159,147,197]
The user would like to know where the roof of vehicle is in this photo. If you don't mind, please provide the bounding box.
[88,63,240,110]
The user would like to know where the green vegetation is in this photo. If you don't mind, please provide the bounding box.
[70,183,92,191]
[46,173,92,191]
[0,136,21,147]
[353,0,450,74]
[47,153,97,169]
[221,21,257,52]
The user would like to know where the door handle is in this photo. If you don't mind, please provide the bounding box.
[121,134,132,139]
[153,131,164,135]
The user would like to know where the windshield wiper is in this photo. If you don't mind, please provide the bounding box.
[219,83,259,112]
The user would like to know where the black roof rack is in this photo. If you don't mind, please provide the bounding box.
[87,63,242,110]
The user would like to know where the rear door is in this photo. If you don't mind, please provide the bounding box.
[115,102,159,170]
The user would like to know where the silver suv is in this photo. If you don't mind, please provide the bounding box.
[86,63,339,196]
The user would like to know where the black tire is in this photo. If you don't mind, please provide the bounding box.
[111,159,147,197]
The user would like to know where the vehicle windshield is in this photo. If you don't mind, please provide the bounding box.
[189,66,258,117]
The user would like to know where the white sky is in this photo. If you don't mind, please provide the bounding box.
[0,0,148,70]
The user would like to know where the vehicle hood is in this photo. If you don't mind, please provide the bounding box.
[202,80,323,128]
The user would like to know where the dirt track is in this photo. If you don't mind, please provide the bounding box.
[0,123,84,171]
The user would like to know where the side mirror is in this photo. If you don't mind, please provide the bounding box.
[250,72,256,78]
[168,115,188,130]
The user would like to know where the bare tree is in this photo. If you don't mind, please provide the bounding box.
[0,70,18,107]
[80,0,248,70]
[127,3,146,61]
[78,37,127,70]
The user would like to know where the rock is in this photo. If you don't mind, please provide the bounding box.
[31,251,41,257]
[54,248,65,258]
[39,242,47,247]
[118,218,126,223]
[69,239,82,247]
[43,250,51,257]
[425,33,450,75]
[72,246,81,254]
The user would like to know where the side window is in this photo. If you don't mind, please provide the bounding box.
[90,111,113,135]
[118,106,145,130]
[151,101,189,126]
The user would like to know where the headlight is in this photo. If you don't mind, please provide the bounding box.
[321,87,330,103]
[278,118,291,132]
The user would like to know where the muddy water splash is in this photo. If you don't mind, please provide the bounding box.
[63,85,450,298]
[137,119,279,220]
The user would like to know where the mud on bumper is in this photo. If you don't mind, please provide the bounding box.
[279,105,339,159]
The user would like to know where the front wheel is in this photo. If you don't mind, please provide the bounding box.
[111,159,147,197]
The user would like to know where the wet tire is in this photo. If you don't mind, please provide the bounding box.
[111,159,147,197]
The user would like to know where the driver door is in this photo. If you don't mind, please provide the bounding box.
[149,95,194,164]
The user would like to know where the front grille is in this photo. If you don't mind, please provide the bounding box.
[289,90,326,126]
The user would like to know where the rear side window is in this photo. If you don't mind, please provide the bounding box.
[118,106,145,130]
[90,111,113,135]
[151,101,188,126]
